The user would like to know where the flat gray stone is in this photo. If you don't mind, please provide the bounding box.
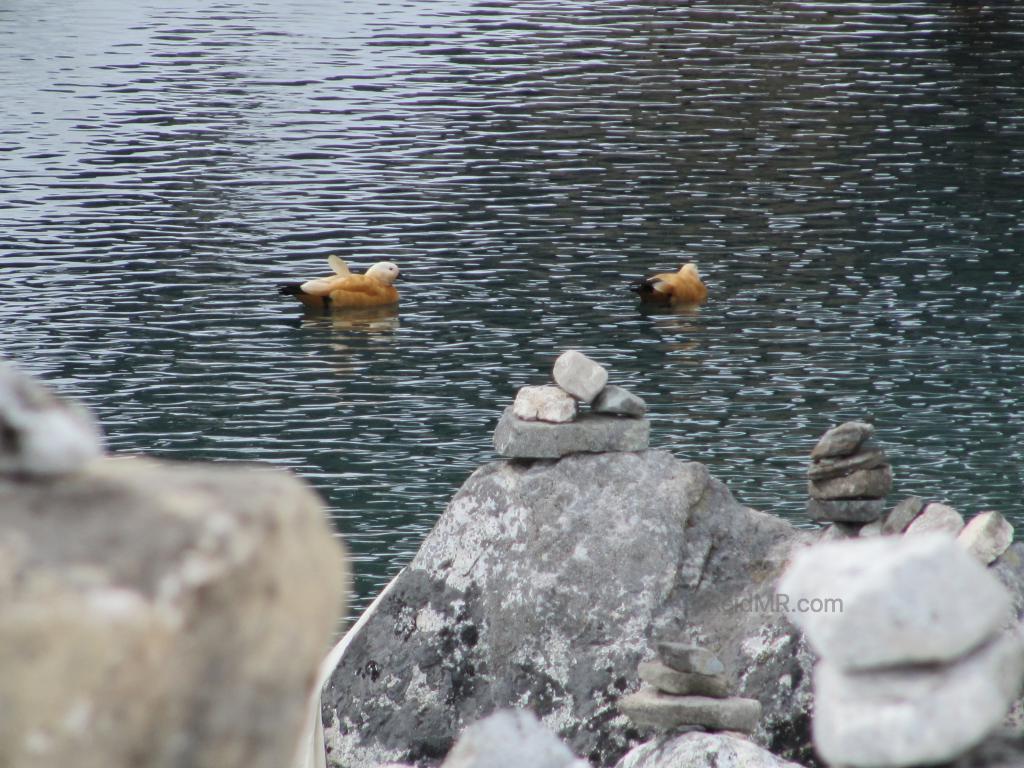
[618,688,761,733]
[638,661,729,698]
[807,498,885,524]
[813,630,1024,768]
[905,502,965,538]
[806,446,886,481]
[810,421,875,460]
[655,642,725,676]
[882,496,926,534]
[808,465,892,500]
[552,350,608,403]
[778,534,1013,670]
[512,385,578,423]
[958,511,1014,565]
[592,385,647,417]
[493,407,649,458]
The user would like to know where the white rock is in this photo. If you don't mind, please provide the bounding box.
[959,511,1015,565]
[777,534,1012,670]
[552,350,608,403]
[905,502,965,537]
[813,629,1024,768]
[614,731,804,768]
[0,363,104,477]
[512,386,578,423]
[440,710,588,768]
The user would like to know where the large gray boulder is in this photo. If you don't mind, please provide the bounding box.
[322,451,812,766]
[613,732,804,768]
[0,456,348,768]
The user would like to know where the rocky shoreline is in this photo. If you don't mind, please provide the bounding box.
[2,356,1023,768]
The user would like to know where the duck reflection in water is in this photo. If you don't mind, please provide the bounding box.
[299,304,400,335]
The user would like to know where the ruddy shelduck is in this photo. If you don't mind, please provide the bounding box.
[279,256,401,310]
[631,263,707,306]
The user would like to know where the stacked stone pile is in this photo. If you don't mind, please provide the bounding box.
[493,350,650,459]
[807,421,892,526]
[779,534,1024,767]
[618,642,762,735]
[809,422,1016,565]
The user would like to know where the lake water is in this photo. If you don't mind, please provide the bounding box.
[2,0,1023,611]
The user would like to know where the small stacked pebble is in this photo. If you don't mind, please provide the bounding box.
[807,421,892,526]
[779,534,1024,767]
[810,423,1016,565]
[493,350,649,459]
[617,642,761,735]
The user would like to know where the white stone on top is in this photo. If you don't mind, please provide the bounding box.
[552,350,608,403]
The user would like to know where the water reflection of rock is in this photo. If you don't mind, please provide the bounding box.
[299,305,400,335]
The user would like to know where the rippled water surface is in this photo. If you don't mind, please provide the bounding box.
[3,1,1023,610]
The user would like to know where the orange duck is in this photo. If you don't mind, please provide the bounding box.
[631,263,707,307]
[279,256,400,311]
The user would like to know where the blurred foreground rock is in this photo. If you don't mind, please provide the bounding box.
[780,535,1024,767]
[0,455,348,768]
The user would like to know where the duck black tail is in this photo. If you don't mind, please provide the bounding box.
[630,278,654,296]
[278,283,305,296]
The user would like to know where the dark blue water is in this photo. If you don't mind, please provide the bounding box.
[3,0,1023,610]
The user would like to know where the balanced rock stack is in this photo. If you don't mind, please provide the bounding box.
[493,350,650,459]
[807,421,892,527]
[779,534,1024,767]
[617,642,762,735]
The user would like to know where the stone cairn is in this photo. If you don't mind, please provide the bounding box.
[780,534,1024,767]
[809,421,1015,565]
[617,642,761,735]
[493,349,650,459]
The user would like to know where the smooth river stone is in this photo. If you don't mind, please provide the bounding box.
[552,350,608,403]
[492,407,649,459]
[810,421,875,461]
